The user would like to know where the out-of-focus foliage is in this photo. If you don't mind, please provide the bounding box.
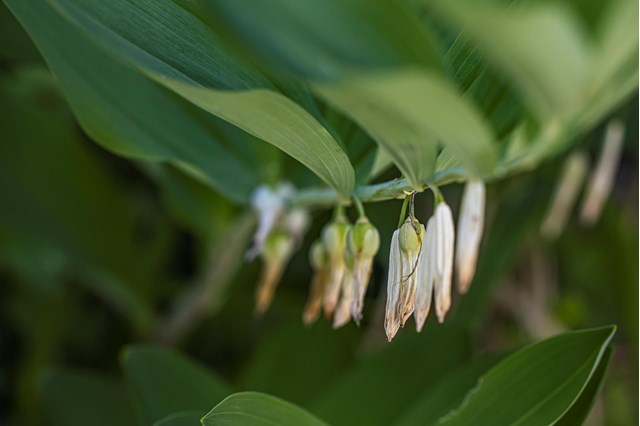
[0,0,637,425]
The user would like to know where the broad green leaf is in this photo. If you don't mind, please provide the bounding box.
[43,0,355,196]
[202,392,328,426]
[431,0,592,121]
[207,0,443,80]
[439,327,616,425]
[396,355,503,426]
[315,69,496,183]
[121,345,231,424]
[310,327,471,426]
[555,346,613,425]
[6,0,273,203]
[154,411,206,426]
[41,370,137,426]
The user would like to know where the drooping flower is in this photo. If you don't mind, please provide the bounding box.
[255,230,294,315]
[347,218,380,324]
[540,152,588,239]
[415,216,435,332]
[384,229,402,341]
[385,218,424,341]
[303,240,330,325]
[433,202,455,323]
[580,120,625,226]
[321,218,351,316]
[246,184,293,260]
[333,252,355,329]
[397,218,424,326]
[455,180,486,294]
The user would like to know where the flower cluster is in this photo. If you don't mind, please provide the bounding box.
[303,213,380,328]
[249,180,486,341]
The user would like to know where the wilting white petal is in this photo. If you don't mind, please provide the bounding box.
[321,221,350,316]
[384,230,402,341]
[540,152,588,239]
[303,269,328,325]
[333,265,355,329]
[350,257,373,324]
[399,244,421,326]
[455,180,486,294]
[415,217,435,332]
[580,120,625,226]
[348,220,380,323]
[255,231,294,315]
[434,203,455,323]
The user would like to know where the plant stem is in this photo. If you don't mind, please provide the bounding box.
[291,167,467,208]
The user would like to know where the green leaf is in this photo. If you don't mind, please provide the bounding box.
[310,327,471,426]
[439,326,616,426]
[432,0,592,121]
[315,69,496,184]
[206,0,443,80]
[6,0,268,203]
[395,355,503,426]
[121,345,231,424]
[43,0,355,196]
[555,346,613,425]
[154,411,206,426]
[201,392,328,426]
[41,370,137,426]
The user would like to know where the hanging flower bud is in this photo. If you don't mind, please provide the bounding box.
[246,184,293,260]
[415,217,435,332]
[302,240,329,325]
[255,230,294,315]
[347,218,380,324]
[333,253,355,329]
[321,219,351,316]
[433,202,455,323]
[455,180,486,294]
[385,218,424,341]
[398,218,424,326]
[384,229,402,341]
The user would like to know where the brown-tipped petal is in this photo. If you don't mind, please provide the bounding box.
[399,250,419,327]
[333,271,355,329]
[415,218,435,332]
[351,258,373,324]
[254,231,294,315]
[455,180,486,294]
[434,203,455,323]
[323,261,346,317]
[384,230,402,341]
[303,269,328,326]
[255,260,286,315]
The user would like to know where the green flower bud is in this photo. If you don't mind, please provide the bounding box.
[347,218,380,258]
[309,240,328,271]
[263,230,293,262]
[398,218,423,253]
[322,221,350,258]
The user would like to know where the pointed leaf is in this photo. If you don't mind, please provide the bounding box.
[44,0,355,195]
[202,392,328,426]
[439,327,616,426]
